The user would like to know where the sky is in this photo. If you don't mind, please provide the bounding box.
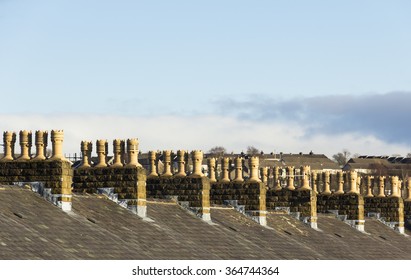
[0,0,410,157]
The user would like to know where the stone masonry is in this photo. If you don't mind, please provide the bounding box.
[2,129,411,235]
[146,176,211,221]
[210,181,267,225]
[0,130,72,211]
[72,138,147,217]
[266,188,317,229]
[317,193,365,231]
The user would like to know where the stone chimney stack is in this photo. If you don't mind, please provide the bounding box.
[233,157,244,183]
[248,156,261,183]
[377,176,386,197]
[286,166,295,190]
[335,171,344,194]
[0,129,73,213]
[161,150,173,177]
[175,150,187,177]
[126,138,141,167]
[18,130,31,161]
[348,171,359,194]
[365,176,374,197]
[191,150,204,178]
[273,166,281,190]
[311,171,318,194]
[49,130,66,161]
[78,141,92,168]
[1,131,15,161]
[220,157,230,182]
[260,167,268,185]
[322,171,331,195]
[300,165,311,190]
[207,157,217,182]
[148,151,159,177]
[111,139,124,167]
[390,176,400,198]
[32,130,47,160]
[95,139,108,168]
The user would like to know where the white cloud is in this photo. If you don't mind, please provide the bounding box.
[212,91,411,146]
[0,113,409,158]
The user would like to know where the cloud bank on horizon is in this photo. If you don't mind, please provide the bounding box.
[0,92,409,158]
[213,91,411,145]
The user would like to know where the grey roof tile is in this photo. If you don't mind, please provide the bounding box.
[1,185,411,259]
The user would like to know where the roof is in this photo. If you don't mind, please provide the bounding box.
[344,157,411,175]
[1,185,411,259]
[277,153,340,170]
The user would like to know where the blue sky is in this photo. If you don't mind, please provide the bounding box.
[1,0,410,156]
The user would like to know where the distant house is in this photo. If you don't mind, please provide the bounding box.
[275,152,340,172]
[70,150,338,177]
[202,151,340,179]
[343,156,411,178]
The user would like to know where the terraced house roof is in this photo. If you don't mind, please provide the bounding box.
[1,185,410,260]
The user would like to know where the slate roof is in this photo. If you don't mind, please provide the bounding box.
[1,185,411,260]
[344,157,411,175]
[278,153,340,170]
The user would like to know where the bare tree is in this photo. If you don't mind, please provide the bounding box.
[332,149,351,166]
[208,146,226,156]
[246,146,260,156]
